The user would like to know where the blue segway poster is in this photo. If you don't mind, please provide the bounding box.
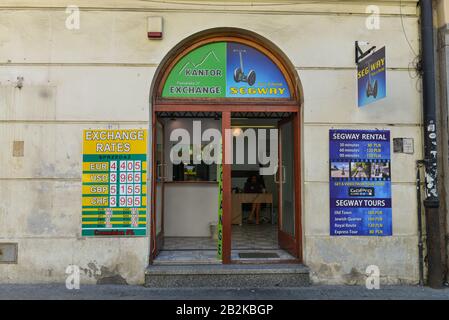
[329,129,392,236]
[357,47,386,107]
[226,42,290,98]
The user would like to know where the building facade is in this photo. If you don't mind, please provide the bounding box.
[0,0,434,286]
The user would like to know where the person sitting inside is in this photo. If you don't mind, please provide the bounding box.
[244,174,264,224]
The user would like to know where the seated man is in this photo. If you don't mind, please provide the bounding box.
[244,174,264,224]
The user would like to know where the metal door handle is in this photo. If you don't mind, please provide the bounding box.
[274,165,279,183]
[157,164,167,181]
[281,166,286,184]
[156,164,162,179]
[275,165,286,184]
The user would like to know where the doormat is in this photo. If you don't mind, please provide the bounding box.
[238,252,280,259]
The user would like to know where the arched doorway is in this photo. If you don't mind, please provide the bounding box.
[149,28,303,264]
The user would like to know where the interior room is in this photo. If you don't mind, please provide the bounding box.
[153,112,295,264]
[155,113,221,264]
[230,113,295,261]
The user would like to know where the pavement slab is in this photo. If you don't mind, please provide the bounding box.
[0,284,449,300]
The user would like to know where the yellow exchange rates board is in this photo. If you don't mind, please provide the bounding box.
[82,129,147,237]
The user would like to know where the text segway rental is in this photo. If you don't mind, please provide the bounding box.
[233,49,256,86]
[365,59,378,99]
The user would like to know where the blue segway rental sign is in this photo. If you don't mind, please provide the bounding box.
[357,47,386,107]
[329,129,392,236]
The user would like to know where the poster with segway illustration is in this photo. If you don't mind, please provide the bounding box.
[162,42,290,99]
[329,129,392,236]
[357,47,386,107]
[226,42,290,98]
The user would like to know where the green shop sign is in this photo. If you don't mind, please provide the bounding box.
[162,42,290,99]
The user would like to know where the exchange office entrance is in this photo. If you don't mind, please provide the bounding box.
[149,28,302,264]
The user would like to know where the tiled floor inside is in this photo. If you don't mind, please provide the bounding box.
[155,224,295,264]
[232,224,278,249]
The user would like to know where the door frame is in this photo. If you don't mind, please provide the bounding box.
[277,114,302,260]
[228,110,302,264]
[149,106,302,264]
[148,28,304,265]
[150,118,165,263]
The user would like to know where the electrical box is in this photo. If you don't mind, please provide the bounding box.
[0,243,18,264]
[147,16,163,39]
[13,140,24,157]
[393,138,414,154]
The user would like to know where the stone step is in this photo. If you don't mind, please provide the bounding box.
[152,250,222,266]
[145,264,310,288]
[153,259,221,265]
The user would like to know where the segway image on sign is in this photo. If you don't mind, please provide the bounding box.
[233,48,256,86]
[357,47,386,107]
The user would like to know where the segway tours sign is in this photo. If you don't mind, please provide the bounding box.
[82,129,147,237]
[329,129,392,236]
[162,42,290,99]
[357,47,386,107]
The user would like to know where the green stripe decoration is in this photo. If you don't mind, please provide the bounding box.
[217,144,223,260]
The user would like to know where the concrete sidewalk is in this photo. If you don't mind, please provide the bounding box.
[0,284,449,300]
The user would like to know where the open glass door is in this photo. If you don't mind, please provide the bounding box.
[151,119,165,261]
[277,116,298,258]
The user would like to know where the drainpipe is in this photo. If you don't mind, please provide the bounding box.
[416,160,425,286]
[420,0,444,288]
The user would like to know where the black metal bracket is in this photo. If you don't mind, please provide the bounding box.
[355,41,377,64]
[416,159,428,166]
